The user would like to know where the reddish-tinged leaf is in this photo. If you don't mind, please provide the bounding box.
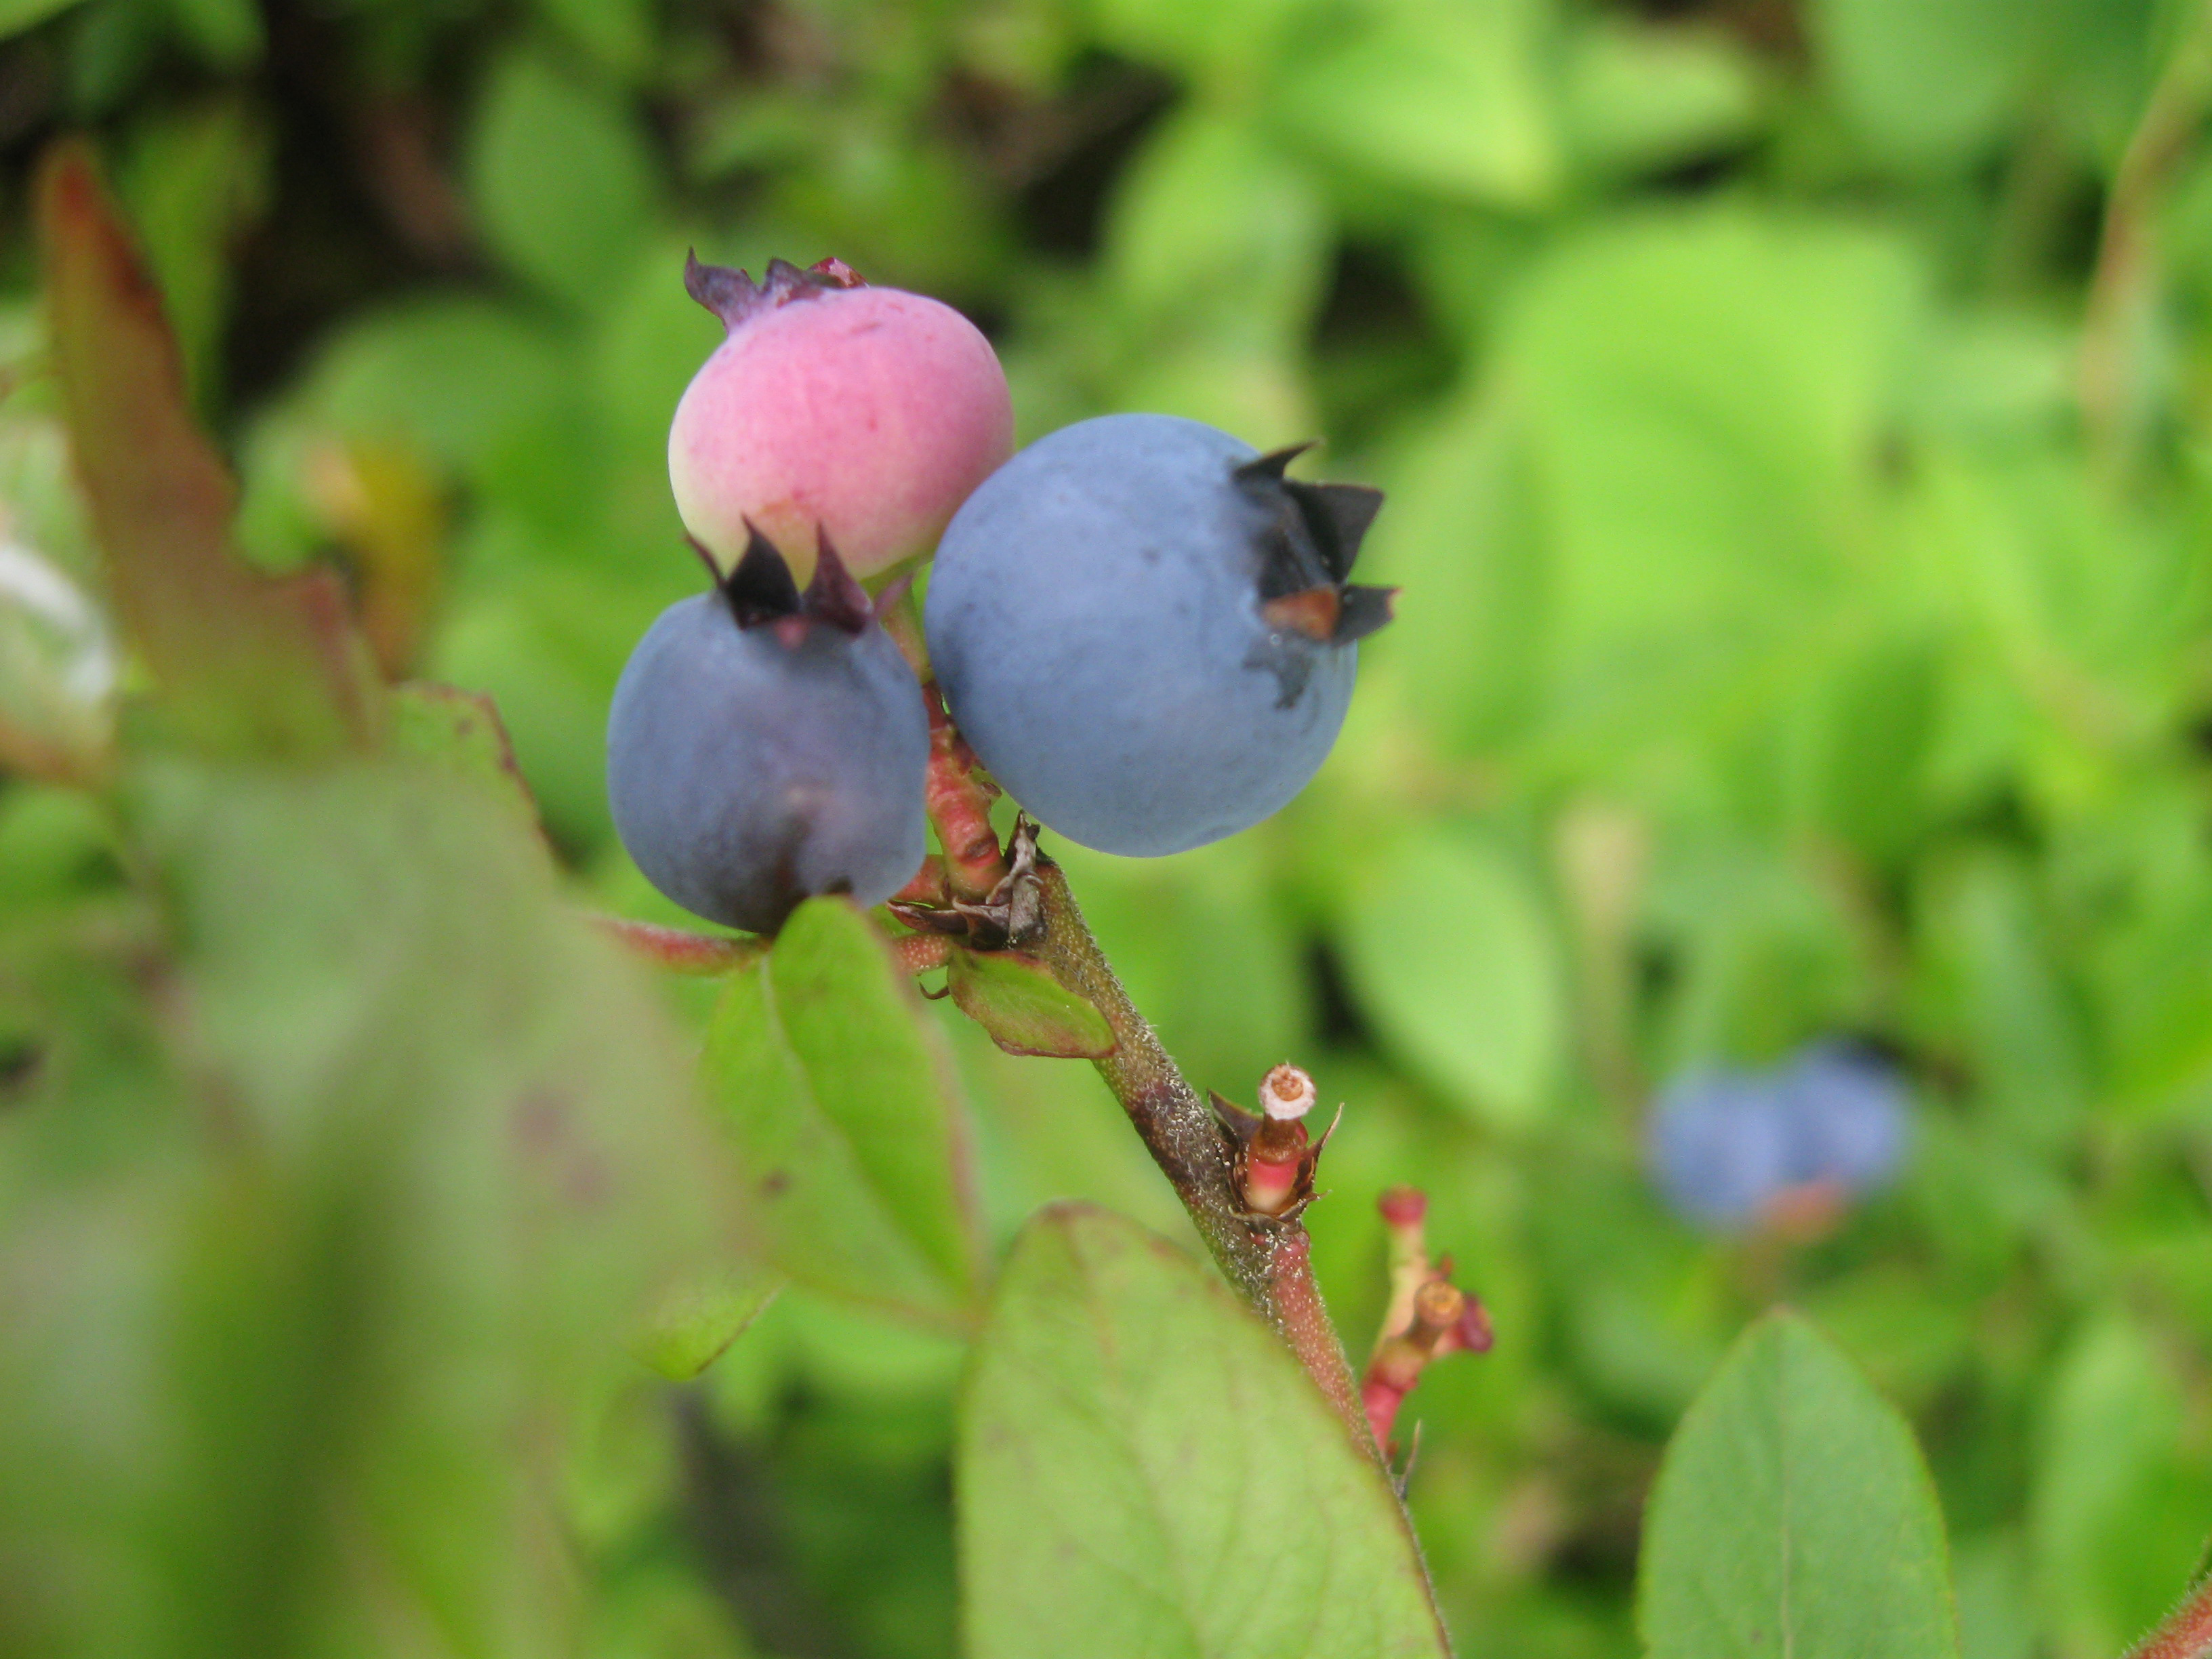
[36,140,380,757]
[390,681,542,834]
[948,947,1115,1059]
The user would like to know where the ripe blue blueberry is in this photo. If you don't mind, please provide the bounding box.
[1647,1071,1798,1229]
[1647,1042,1909,1231]
[923,413,1393,857]
[1776,1041,1908,1193]
[607,531,927,934]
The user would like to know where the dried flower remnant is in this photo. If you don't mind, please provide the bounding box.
[1212,1062,1340,1223]
[1364,1186,1492,1460]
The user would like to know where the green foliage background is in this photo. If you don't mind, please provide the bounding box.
[5,0,2212,1654]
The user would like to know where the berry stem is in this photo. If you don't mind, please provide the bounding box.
[924,682,1008,900]
[1024,856,1372,1451]
[1269,1229,1373,1452]
[2128,1576,2212,1659]
[592,914,769,974]
[888,931,955,977]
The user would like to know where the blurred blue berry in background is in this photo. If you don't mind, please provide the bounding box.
[1648,1071,1799,1229]
[1778,1041,1909,1194]
[1648,1041,1910,1233]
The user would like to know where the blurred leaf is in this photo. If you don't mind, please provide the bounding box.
[0,781,115,919]
[1563,18,1765,177]
[536,0,650,80]
[1273,0,1562,208]
[947,947,1114,1059]
[2030,1313,2212,1657]
[0,535,113,782]
[37,140,380,759]
[115,99,269,403]
[1359,394,1546,754]
[0,0,87,38]
[701,899,982,1327]
[390,681,544,834]
[428,577,636,853]
[1917,448,2197,738]
[302,297,573,483]
[159,0,258,66]
[1918,853,2090,1151]
[587,1563,756,1659]
[1498,206,1923,764]
[1952,1533,2036,1659]
[1083,0,1313,82]
[589,237,719,502]
[1784,632,1943,864]
[960,1204,1451,1659]
[1340,825,1565,1129]
[1648,844,1862,1067]
[636,1265,782,1382]
[1105,110,1327,349]
[1639,1310,1961,1659]
[0,754,737,1658]
[1809,0,2034,169]
[468,52,659,312]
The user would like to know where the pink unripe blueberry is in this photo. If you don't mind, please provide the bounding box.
[668,255,1014,584]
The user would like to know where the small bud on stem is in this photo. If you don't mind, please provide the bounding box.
[1215,1064,1339,1222]
[1363,1187,1492,1460]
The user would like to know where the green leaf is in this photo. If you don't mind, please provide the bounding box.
[947,948,1114,1059]
[1105,111,1328,349]
[0,755,739,1658]
[1809,0,2034,167]
[467,53,659,312]
[1356,394,1546,756]
[0,535,113,783]
[161,0,262,66]
[36,142,379,759]
[1496,205,1924,765]
[1638,1310,1961,1659]
[390,681,544,835]
[701,899,981,1326]
[1921,853,2089,1152]
[1272,0,1561,208]
[635,1265,782,1382]
[1338,827,1564,1129]
[1783,633,1942,864]
[1562,18,1766,178]
[1084,0,1315,83]
[2028,1314,2212,1657]
[960,1205,1451,1659]
[302,296,573,483]
[0,0,87,40]
[535,0,651,79]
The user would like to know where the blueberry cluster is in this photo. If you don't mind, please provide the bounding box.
[607,256,1391,933]
[1647,1042,1909,1231]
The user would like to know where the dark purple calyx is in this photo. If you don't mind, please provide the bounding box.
[693,524,873,640]
[682,251,867,331]
[1233,445,1394,647]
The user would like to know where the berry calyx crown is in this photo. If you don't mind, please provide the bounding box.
[693,524,873,642]
[1233,443,1395,649]
[683,251,866,331]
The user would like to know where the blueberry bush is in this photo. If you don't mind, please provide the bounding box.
[7,3,2212,1658]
